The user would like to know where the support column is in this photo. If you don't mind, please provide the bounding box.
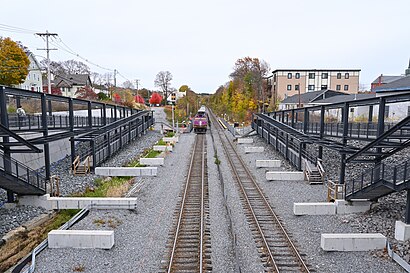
[0,88,13,202]
[102,104,107,126]
[339,103,349,184]
[69,99,75,164]
[41,94,51,181]
[88,101,92,128]
[91,140,96,171]
[318,105,325,160]
[406,189,410,224]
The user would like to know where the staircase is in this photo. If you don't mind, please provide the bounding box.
[0,151,46,195]
[346,160,410,201]
[72,155,91,176]
[347,116,410,163]
[304,159,324,184]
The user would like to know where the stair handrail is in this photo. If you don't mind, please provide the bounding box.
[346,115,410,163]
[72,155,80,175]
[317,159,325,182]
[0,150,46,191]
[304,158,312,181]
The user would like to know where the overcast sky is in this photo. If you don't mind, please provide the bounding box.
[1,0,410,93]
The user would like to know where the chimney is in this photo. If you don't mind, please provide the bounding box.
[378,74,383,86]
[406,58,410,76]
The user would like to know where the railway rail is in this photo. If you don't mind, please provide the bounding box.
[163,134,212,273]
[209,110,310,272]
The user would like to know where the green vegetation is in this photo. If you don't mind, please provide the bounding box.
[165,131,175,137]
[79,177,132,197]
[214,155,221,165]
[157,139,167,145]
[145,150,161,158]
[46,209,80,231]
[127,159,146,167]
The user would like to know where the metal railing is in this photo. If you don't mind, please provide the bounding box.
[0,151,46,192]
[346,160,410,197]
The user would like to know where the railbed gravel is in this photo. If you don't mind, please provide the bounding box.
[232,130,404,272]
[35,132,195,273]
[0,131,162,239]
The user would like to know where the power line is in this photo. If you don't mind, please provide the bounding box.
[0,24,39,34]
[36,31,58,94]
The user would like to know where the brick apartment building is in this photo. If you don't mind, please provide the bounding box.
[268,69,361,104]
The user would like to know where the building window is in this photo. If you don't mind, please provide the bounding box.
[295,73,300,79]
[287,73,292,79]
[337,73,341,79]
[295,84,300,91]
[345,73,350,79]
[385,105,390,118]
[309,73,315,79]
[273,74,276,82]
[308,85,315,91]
[321,85,328,90]
[344,85,349,91]
[322,73,328,79]
[287,85,292,91]
[336,85,341,91]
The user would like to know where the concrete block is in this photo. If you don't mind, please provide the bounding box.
[256,160,281,168]
[335,200,371,214]
[266,171,304,181]
[321,233,386,251]
[95,167,157,176]
[49,197,138,210]
[48,230,114,249]
[163,136,179,143]
[140,157,164,166]
[293,202,336,215]
[237,138,253,144]
[153,145,173,152]
[244,146,264,153]
[395,221,410,241]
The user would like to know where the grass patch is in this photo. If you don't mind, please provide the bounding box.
[165,131,175,137]
[126,159,146,167]
[156,139,167,145]
[79,177,132,197]
[145,150,161,158]
[214,155,221,165]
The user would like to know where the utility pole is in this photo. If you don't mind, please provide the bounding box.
[135,79,140,96]
[36,30,58,94]
[112,69,117,100]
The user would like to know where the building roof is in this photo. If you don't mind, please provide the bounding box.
[281,90,347,104]
[371,75,403,84]
[313,93,375,104]
[272,69,361,73]
[54,74,92,88]
[374,76,410,93]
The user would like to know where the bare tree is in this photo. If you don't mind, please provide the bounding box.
[90,72,102,86]
[122,80,134,89]
[62,60,90,74]
[154,71,173,102]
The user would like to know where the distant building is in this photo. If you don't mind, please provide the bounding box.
[53,74,92,98]
[15,49,43,92]
[371,60,410,95]
[270,69,361,103]
[278,90,347,110]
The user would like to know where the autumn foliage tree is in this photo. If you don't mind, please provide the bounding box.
[113,93,122,104]
[209,57,270,122]
[0,37,30,86]
[149,92,162,105]
[135,95,145,104]
[75,86,98,100]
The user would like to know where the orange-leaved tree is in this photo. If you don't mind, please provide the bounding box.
[0,37,30,86]
[135,95,145,104]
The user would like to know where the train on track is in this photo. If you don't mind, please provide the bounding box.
[193,106,208,133]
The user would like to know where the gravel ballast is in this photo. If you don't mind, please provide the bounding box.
[233,131,405,272]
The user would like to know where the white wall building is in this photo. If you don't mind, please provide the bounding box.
[16,51,43,92]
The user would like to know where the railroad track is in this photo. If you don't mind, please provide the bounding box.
[162,134,212,273]
[210,110,310,273]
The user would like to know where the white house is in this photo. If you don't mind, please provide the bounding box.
[54,74,92,98]
[16,50,43,92]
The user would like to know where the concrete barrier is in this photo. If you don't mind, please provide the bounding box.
[256,160,281,168]
[153,145,173,152]
[237,138,253,144]
[321,233,386,251]
[140,157,164,166]
[244,147,264,153]
[294,202,336,215]
[335,200,371,214]
[19,195,138,210]
[48,230,114,249]
[163,136,179,143]
[395,221,410,241]
[266,171,304,181]
[95,167,157,176]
